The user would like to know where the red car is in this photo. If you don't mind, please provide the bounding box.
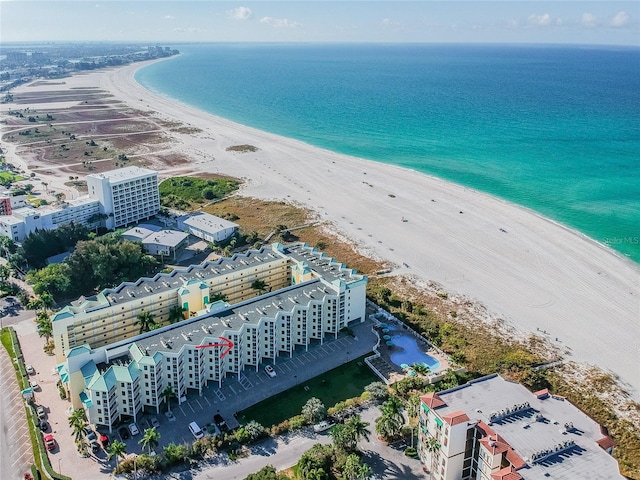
[44,434,55,451]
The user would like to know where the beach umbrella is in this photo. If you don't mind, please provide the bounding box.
[382,328,390,333]
[400,363,409,370]
[386,340,393,346]
[383,335,391,340]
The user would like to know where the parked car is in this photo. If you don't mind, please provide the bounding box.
[149,416,160,429]
[89,439,100,452]
[118,426,130,440]
[29,380,40,390]
[128,423,140,436]
[39,419,48,431]
[264,365,276,377]
[165,410,176,422]
[26,364,35,375]
[99,434,110,448]
[313,420,335,433]
[83,425,97,442]
[43,434,55,451]
[213,413,229,433]
[36,405,46,419]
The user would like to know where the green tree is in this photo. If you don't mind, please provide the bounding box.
[375,413,403,441]
[68,409,87,443]
[381,396,405,425]
[36,311,53,341]
[161,385,177,412]
[344,415,370,451]
[135,311,157,334]
[107,439,127,472]
[243,465,288,480]
[26,263,72,297]
[0,264,10,283]
[210,292,228,303]
[0,236,16,258]
[237,420,266,443]
[342,453,373,480]
[364,382,389,402]
[424,436,441,479]
[139,427,160,454]
[163,442,188,466]
[297,444,333,480]
[167,305,184,324]
[302,397,326,424]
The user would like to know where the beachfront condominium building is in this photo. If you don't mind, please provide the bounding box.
[86,166,160,230]
[418,374,623,480]
[55,243,367,430]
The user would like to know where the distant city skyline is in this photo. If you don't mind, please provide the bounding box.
[0,1,638,46]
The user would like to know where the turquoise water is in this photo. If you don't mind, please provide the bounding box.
[389,333,441,371]
[135,43,640,263]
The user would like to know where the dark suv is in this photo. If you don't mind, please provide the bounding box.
[213,413,229,433]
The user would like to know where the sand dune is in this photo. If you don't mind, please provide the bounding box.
[7,61,640,400]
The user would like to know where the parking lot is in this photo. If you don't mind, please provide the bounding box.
[16,316,378,479]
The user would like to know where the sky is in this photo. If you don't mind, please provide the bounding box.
[0,1,638,46]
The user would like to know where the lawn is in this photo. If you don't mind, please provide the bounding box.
[238,355,378,427]
[159,175,239,210]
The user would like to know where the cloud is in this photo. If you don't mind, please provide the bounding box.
[382,18,400,28]
[164,15,175,20]
[227,7,253,21]
[610,11,629,27]
[259,17,300,28]
[527,13,562,27]
[581,12,598,27]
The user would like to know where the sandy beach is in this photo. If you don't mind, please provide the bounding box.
[3,60,639,401]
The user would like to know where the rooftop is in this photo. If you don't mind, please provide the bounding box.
[142,229,189,249]
[179,212,238,233]
[86,166,156,183]
[129,278,328,357]
[429,375,624,479]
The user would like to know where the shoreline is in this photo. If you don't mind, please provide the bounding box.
[4,60,639,400]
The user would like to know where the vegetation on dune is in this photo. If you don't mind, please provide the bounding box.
[159,175,239,210]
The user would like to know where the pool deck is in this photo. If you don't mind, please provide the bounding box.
[365,305,453,384]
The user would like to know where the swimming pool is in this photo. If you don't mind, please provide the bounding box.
[389,333,441,371]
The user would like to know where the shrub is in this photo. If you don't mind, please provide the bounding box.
[405,446,418,457]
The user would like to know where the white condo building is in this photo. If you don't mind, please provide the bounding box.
[419,374,623,480]
[86,166,160,230]
[55,243,368,430]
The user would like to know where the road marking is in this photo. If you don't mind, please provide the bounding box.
[186,402,195,413]
[202,396,212,406]
[214,389,226,401]
[178,405,186,416]
[194,398,203,410]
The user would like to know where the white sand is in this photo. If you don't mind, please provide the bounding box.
[5,61,640,400]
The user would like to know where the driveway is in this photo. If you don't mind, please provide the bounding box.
[191,404,425,480]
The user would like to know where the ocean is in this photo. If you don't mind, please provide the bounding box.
[135,43,640,263]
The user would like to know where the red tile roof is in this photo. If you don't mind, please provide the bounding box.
[597,436,615,451]
[421,392,446,409]
[491,466,523,480]
[534,388,550,399]
[443,410,470,426]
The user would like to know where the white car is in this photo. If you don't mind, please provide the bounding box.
[29,380,40,390]
[264,365,277,378]
[26,364,35,375]
[36,405,46,419]
[128,423,140,436]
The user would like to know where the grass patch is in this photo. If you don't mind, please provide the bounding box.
[239,355,377,427]
[159,175,239,210]
[226,144,258,152]
[0,171,24,186]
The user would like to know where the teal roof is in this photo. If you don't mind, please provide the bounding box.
[56,363,70,383]
[52,307,75,322]
[79,391,93,409]
[88,367,115,392]
[186,279,201,286]
[199,282,208,290]
[66,345,92,358]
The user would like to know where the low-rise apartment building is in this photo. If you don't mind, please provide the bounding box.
[56,243,367,430]
[177,212,238,243]
[419,374,623,480]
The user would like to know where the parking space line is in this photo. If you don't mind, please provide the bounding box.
[178,405,186,416]
[229,385,238,395]
[187,402,195,413]
[214,389,225,401]
[202,396,211,406]
[194,398,203,410]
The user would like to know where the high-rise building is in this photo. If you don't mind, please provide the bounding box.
[86,166,160,229]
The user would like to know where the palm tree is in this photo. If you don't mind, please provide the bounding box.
[36,311,53,341]
[375,413,403,441]
[343,414,371,452]
[210,292,228,303]
[424,436,441,479]
[167,305,184,324]
[135,311,157,334]
[68,409,87,443]
[381,396,405,426]
[250,279,269,295]
[161,385,177,412]
[139,427,160,454]
[107,439,127,473]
